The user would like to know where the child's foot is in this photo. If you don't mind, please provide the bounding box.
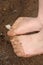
[7,17,42,36]
[10,33,43,57]
[7,0,43,57]
[7,17,43,57]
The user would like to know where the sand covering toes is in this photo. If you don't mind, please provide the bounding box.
[8,17,43,57]
[10,32,43,57]
[10,36,26,57]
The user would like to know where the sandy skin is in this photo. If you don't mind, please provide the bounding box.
[7,0,43,57]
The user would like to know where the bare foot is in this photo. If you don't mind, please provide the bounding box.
[7,17,43,57]
[7,17,42,36]
[7,0,43,57]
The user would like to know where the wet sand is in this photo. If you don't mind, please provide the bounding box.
[0,0,43,65]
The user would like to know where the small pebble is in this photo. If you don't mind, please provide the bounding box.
[5,24,11,30]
